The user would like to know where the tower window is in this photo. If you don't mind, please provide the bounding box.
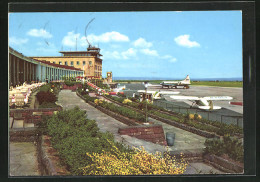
[77,61,80,65]
[71,61,74,66]
[59,61,62,65]
[89,61,92,66]
[65,61,68,65]
[83,61,86,65]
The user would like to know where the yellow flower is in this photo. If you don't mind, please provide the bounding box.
[188,114,194,120]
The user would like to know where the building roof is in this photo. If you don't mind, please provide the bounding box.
[33,59,83,71]
[59,51,103,57]
[9,47,83,72]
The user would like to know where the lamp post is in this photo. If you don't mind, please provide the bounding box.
[144,82,148,123]
[82,65,85,85]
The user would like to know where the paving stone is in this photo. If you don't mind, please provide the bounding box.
[24,123,34,128]
[12,120,24,129]
[184,162,223,174]
[9,142,40,176]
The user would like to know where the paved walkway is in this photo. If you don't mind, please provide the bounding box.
[57,90,223,174]
[57,90,206,152]
[9,142,40,176]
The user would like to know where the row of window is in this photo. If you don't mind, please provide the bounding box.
[64,53,92,57]
[95,65,102,71]
[94,72,102,77]
[52,61,93,66]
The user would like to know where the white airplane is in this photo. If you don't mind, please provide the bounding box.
[138,90,180,101]
[110,85,126,93]
[170,95,233,110]
[160,75,191,89]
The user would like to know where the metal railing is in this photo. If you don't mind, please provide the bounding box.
[153,100,243,128]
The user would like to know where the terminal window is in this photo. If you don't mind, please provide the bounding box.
[59,61,62,65]
[89,61,92,66]
[53,61,56,64]
[71,61,74,66]
[83,61,86,65]
[77,61,80,65]
[65,61,68,65]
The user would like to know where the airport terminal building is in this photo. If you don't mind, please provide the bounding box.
[30,46,103,79]
[9,47,84,87]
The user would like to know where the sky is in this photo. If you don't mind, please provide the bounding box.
[9,11,242,79]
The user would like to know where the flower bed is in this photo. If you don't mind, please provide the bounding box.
[43,107,134,175]
[81,144,187,175]
[204,135,243,163]
[77,90,146,124]
[43,107,187,175]
[103,95,243,137]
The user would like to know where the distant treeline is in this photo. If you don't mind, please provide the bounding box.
[113,80,243,87]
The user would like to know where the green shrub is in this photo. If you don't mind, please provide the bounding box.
[36,91,57,105]
[97,83,109,90]
[117,92,126,98]
[204,135,244,162]
[150,110,181,122]
[83,94,98,102]
[138,101,153,111]
[100,101,146,123]
[39,84,51,92]
[64,80,78,86]
[46,107,132,175]
[38,102,59,108]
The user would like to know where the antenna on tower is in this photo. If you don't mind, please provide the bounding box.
[75,26,78,51]
[85,18,95,48]
[76,37,77,51]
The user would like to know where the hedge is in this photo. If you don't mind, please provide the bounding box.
[44,107,133,175]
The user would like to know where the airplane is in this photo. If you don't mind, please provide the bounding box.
[160,75,191,89]
[109,85,126,95]
[113,85,126,92]
[138,90,180,102]
[170,95,233,110]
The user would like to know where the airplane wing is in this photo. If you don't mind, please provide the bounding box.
[162,81,178,84]
[203,96,233,101]
[158,91,180,95]
[170,95,200,100]
[137,90,156,94]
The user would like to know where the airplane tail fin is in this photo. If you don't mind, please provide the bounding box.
[183,75,191,84]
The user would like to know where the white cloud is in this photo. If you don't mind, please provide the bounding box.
[140,48,158,57]
[161,54,177,63]
[86,31,129,43]
[122,48,137,59]
[133,38,153,48]
[169,58,177,63]
[174,34,200,48]
[9,37,28,45]
[62,31,80,47]
[102,50,121,60]
[161,55,172,59]
[102,48,137,60]
[27,28,52,38]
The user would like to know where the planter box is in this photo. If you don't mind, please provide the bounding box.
[204,154,244,173]
[118,124,166,145]
[76,91,139,126]
[38,135,70,176]
[149,113,218,138]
